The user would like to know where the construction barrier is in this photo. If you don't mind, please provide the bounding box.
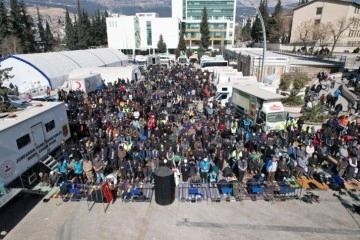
[177,179,302,204]
[118,182,153,203]
[54,181,154,212]
[177,182,209,203]
[209,181,244,203]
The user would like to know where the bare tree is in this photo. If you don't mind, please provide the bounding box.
[296,19,314,54]
[329,17,356,55]
[312,22,330,47]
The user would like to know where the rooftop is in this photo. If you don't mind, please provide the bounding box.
[226,48,343,67]
[234,84,286,100]
[0,101,64,131]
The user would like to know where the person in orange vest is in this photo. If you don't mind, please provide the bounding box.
[46,86,51,96]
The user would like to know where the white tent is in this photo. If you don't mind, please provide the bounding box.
[0,48,128,94]
[69,65,142,85]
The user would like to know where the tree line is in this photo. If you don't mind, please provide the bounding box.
[0,0,53,56]
[65,0,108,50]
[241,0,290,44]
[0,0,108,57]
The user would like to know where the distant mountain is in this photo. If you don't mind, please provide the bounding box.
[10,0,359,18]
[237,0,299,7]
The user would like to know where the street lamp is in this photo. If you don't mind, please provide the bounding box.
[249,0,266,83]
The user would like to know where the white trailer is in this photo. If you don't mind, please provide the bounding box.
[0,102,70,186]
[147,55,160,66]
[69,66,142,86]
[69,73,102,93]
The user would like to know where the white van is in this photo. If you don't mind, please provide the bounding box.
[177,55,189,64]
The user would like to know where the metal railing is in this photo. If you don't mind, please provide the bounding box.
[274,50,347,64]
[177,180,302,203]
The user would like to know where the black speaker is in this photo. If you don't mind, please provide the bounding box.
[153,167,175,206]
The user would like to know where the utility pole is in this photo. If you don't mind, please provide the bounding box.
[249,0,266,83]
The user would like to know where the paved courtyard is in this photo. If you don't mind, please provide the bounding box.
[4,189,360,240]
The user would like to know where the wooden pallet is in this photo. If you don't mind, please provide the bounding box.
[296,176,329,190]
[343,180,357,191]
[347,180,360,191]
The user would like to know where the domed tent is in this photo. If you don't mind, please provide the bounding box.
[0,48,128,95]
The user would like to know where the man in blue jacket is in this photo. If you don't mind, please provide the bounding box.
[57,159,69,182]
[74,158,84,183]
[200,158,211,183]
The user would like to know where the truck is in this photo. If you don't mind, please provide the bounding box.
[201,59,228,73]
[134,55,160,68]
[208,78,259,107]
[69,73,102,93]
[159,54,171,67]
[0,102,70,186]
[134,55,148,68]
[231,85,287,132]
[177,55,189,64]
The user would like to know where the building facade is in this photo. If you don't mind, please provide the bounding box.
[172,0,236,49]
[290,0,360,49]
[224,48,289,81]
[107,13,180,54]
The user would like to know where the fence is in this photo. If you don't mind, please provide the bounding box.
[177,180,302,204]
[177,182,209,203]
[56,181,153,213]
[273,50,347,64]
[118,182,153,203]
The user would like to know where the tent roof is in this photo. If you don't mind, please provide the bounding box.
[0,48,127,88]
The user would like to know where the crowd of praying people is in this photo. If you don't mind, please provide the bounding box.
[46,63,360,191]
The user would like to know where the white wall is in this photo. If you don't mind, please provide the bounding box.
[107,16,136,50]
[138,16,179,50]
[152,18,179,50]
[107,14,180,51]
[172,0,183,20]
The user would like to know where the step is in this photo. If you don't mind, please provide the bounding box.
[47,160,58,170]
[42,155,53,165]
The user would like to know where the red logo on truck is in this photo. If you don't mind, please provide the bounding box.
[270,104,281,110]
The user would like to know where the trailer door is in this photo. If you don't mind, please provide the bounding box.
[31,123,45,147]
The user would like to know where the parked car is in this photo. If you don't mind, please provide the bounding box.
[0,95,27,108]
[31,95,58,102]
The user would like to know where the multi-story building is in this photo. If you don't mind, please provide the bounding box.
[106,13,179,54]
[290,0,360,50]
[239,15,256,28]
[172,0,236,49]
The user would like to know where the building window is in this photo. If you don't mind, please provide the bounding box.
[16,134,31,149]
[314,19,321,25]
[316,7,322,15]
[45,120,55,132]
[146,21,152,46]
[229,31,233,37]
